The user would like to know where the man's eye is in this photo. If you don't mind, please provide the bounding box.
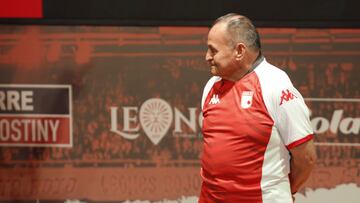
[210,48,217,55]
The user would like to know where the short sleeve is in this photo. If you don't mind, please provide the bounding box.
[255,60,313,150]
[272,84,314,149]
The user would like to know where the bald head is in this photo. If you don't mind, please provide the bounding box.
[212,13,261,52]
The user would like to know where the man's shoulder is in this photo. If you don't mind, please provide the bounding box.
[256,60,288,78]
[255,59,292,88]
[204,76,222,89]
[206,76,222,83]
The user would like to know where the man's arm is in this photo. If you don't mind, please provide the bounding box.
[289,139,317,194]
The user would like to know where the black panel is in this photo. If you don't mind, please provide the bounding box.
[0,0,359,27]
[0,87,70,115]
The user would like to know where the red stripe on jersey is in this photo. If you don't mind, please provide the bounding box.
[286,134,313,149]
[0,0,43,18]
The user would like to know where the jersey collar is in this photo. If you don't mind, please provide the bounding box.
[246,52,265,75]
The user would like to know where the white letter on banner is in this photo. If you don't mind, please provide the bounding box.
[174,107,197,133]
[110,106,140,140]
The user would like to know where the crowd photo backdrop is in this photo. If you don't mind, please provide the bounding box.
[0,25,359,203]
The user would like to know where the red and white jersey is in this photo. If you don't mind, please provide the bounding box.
[199,59,313,203]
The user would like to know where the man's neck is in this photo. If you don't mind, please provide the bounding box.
[248,51,264,73]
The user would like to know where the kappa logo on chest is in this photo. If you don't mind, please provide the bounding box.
[209,94,220,105]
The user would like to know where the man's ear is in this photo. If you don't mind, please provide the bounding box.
[235,43,246,61]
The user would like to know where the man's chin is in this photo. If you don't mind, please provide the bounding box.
[210,67,218,76]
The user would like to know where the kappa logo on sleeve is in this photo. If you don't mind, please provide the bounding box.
[279,89,297,105]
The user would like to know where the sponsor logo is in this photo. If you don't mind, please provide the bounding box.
[110,98,359,145]
[311,109,359,135]
[110,98,202,145]
[139,98,173,145]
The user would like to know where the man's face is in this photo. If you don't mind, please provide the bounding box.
[206,23,237,79]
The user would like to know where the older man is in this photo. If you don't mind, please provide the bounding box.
[199,13,316,203]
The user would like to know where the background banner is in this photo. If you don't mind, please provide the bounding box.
[0,26,359,202]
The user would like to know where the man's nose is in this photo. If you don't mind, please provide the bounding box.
[205,51,212,62]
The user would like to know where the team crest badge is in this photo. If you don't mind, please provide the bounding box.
[241,91,254,109]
